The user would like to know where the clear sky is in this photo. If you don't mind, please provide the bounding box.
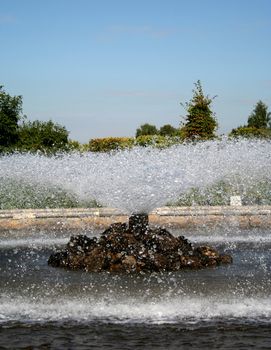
[1,0,271,142]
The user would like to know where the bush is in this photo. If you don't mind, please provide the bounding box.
[135,135,157,147]
[229,126,271,139]
[17,119,69,153]
[135,135,183,148]
[67,140,89,152]
[88,137,134,152]
[159,124,179,136]
[135,123,158,137]
[87,136,185,152]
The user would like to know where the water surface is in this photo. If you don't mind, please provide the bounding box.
[0,228,270,349]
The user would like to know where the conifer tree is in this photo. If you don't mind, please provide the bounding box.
[181,81,217,140]
[247,100,270,129]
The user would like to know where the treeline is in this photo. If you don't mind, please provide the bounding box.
[1,82,271,154]
[0,85,69,154]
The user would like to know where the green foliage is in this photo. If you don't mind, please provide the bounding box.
[88,136,185,152]
[229,101,271,139]
[88,137,134,152]
[247,100,271,129]
[0,177,100,209]
[0,86,23,151]
[242,179,271,205]
[171,179,271,206]
[17,119,69,153]
[67,140,89,152]
[135,123,158,137]
[159,124,179,136]
[229,126,271,139]
[135,135,182,148]
[2,175,270,209]
[0,85,70,154]
[135,135,156,147]
[67,139,81,151]
[171,181,231,206]
[181,80,217,140]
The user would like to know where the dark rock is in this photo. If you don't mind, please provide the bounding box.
[48,251,68,268]
[179,255,203,269]
[48,215,232,273]
[83,247,107,272]
[129,213,149,237]
[67,235,97,254]
[102,223,128,236]
[195,246,220,259]
[219,254,233,264]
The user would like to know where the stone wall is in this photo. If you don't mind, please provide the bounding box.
[0,206,270,233]
[149,206,271,229]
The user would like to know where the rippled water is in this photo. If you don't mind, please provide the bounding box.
[0,228,270,349]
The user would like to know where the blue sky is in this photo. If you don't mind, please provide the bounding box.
[1,0,271,142]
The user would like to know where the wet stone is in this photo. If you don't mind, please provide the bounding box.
[48,215,233,273]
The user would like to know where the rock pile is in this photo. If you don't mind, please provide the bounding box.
[48,214,232,273]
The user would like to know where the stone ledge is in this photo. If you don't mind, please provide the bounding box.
[0,208,125,219]
[0,206,270,231]
[151,206,271,216]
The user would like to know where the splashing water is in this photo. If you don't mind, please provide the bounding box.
[0,228,271,328]
[0,138,270,213]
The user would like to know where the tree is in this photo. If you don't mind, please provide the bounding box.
[247,100,271,129]
[229,100,271,139]
[135,123,158,137]
[17,119,69,153]
[181,80,217,140]
[159,124,178,136]
[0,86,23,150]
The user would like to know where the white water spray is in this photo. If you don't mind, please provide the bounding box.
[0,138,270,213]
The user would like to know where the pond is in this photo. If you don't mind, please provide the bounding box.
[0,227,270,349]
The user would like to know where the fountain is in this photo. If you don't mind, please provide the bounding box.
[48,213,232,272]
[0,139,271,348]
